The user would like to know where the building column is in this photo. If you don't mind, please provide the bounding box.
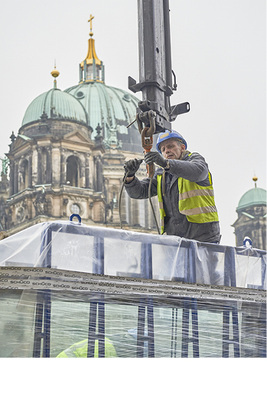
[85,153,90,188]
[52,145,61,186]
[46,147,52,183]
[80,156,86,188]
[28,155,32,188]
[37,147,42,184]
[94,156,103,192]
[60,151,67,185]
[9,160,14,196]
[14,162,18,194]
[31,146,38,186]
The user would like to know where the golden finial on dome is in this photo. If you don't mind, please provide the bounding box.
[252,175,258,188]
[51,64,60,88]
[88,14,94,37]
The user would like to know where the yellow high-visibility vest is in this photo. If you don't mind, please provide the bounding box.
[56,338,117,358]
[157,171,219,234]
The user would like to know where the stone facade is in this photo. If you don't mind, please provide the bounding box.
[232,203,266,250]
[0,117,159,237]
[232,180,266,250]
[0,22,160,238]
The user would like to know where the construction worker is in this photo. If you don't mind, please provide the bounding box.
[124,130,220,243]
[56,337,117,358]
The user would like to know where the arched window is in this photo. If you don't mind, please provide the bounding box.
[66,156,80,187]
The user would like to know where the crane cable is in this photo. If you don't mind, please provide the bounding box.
[119,166,160,235]
[148,175,160,234]
[119,111,160,234]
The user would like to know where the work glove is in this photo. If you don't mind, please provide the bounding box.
[144,151,167,168]
[124,158,143,177]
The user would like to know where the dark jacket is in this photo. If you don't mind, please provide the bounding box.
[124,151,221,243]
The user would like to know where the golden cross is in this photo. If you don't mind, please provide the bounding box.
[88,14,94,36]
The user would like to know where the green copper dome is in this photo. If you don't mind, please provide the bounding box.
[64,28,141,150]
[65,81,142,152]
[65,81,139,139]
[21,25,142,151]
[22,88,88,126]
[237,187,267,211]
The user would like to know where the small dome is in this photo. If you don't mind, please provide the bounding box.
[22,88,87,126]
[237,187,267,211]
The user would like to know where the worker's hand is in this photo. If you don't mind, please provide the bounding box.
[124,158,143,177]
[144,151,167,168]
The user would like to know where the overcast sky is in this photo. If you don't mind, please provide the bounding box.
[0,0,265,246]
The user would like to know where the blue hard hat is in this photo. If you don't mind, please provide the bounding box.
[156,130,187,153]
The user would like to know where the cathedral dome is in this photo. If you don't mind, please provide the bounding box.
[237,187,266,212]
[20,18,142,152]
[65,81,139,139]
[63,20,142,152]
[22,88,88,127]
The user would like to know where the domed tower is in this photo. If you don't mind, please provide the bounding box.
[65,15,142,153]
[1,16,158,236]
[3,67,108,234]
[232,177,267,249]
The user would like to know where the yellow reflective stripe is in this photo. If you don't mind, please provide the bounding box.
[179,195,216,211]
[180,205,218,216]
[157,168,218,228]
[178,172,213,194]
[186,212,219,223]
[179,188,214,200]
[178,171,219,223]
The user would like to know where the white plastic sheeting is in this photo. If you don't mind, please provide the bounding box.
[0,285,265,358]
[0,220,265,289]
[0,221,266,358]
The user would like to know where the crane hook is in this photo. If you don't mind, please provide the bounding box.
[136,110,156,178]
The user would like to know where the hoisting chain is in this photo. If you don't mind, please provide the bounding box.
[119,110,160,234]
[137,110,156,179]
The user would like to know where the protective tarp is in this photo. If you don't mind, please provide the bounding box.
[0,221,266,358]
[0,220,266,289]
[0,288,266,358]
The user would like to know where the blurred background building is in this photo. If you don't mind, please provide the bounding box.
[0,20,159,237]
[232,176,266,250]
